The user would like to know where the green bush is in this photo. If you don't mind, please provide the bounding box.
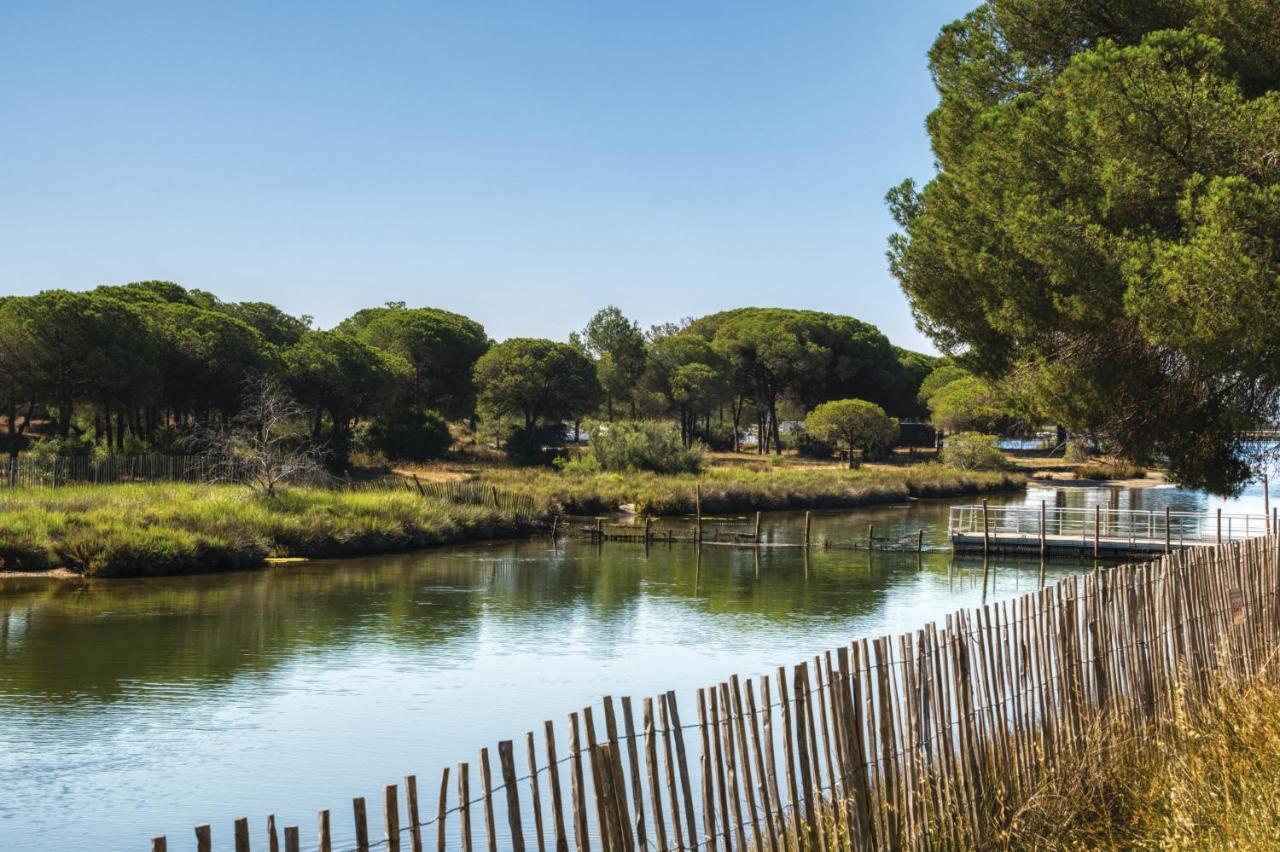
[942,432,1010,471]
[1077,461,1147,481]
[784,426,837,460]
[357,407,452,462]
[587,420,702,474]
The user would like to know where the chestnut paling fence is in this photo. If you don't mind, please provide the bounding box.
[150,533,1280,852]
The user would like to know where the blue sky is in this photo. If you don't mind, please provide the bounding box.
[0,1,974,351]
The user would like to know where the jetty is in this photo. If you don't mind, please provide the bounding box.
[950,503,1274,557]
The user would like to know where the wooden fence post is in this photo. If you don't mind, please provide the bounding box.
[982,498,990,555]
[385,784,401,852]
[354,798,370,852]
[695,484,703,543]
[318,810,331,852]
[1218,508,1223,544]
[1093,505,1100,559]
[1165,507,1171,553]
[1039,500,1047,557]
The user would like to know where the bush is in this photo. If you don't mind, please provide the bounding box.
[357,407,452,462]
[503,424,566,466]
[942,432,1009,471]
[1076,460,1147,481]
[587,420,702,474]
[784,426,837,460]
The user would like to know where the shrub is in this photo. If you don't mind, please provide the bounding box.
[357,407,452,462]
[587,420,702,474]
[942,432,1009,471]
[784,426,837,460]
[1076,460,1147,481]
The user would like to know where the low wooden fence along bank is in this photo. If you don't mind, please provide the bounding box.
[149,533,1280,852]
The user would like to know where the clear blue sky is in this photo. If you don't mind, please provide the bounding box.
[1,1,974,352]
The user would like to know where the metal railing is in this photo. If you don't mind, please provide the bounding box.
[948,504,1270,547]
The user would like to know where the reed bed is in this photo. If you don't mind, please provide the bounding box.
[0,484,529,577]
[474,462,1023,514]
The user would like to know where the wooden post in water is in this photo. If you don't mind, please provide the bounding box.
[981,498,990,555]
[804,511,812,548]
[551,515,559,537]
[754,511,762,542]
[354,798,370,852]
[385,784,401,852]
[152,838,167,852]
[917,528,924,553]
[867,524,874,550]
[284,828,300,852]
[1039,500,1046,557]
[695,484,703,543]
[1265,473,1272,534]
[195,827,212,852]
[645,516,652,542]
[234,818,250,852]
[318,811,331,852]
[596,518,603,540]
[1093,505,1100,559]
[268,815,279,852]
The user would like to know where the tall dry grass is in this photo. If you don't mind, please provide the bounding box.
[989,670,1280,850]
[474,462,1023,514]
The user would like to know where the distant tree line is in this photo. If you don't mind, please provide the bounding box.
[0,282,951,466]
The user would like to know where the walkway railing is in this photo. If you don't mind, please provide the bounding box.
[949,503,1271,548]
[149,532,1280,851]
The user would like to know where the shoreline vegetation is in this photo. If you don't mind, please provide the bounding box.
[0,461,1024,578]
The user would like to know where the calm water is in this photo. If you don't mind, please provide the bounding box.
[0,481,1268,851]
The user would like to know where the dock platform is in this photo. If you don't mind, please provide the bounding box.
[950,504,1271,557]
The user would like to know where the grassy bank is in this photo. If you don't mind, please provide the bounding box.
[994,674,1280,849]
[468,461,1024,514]
[0,484,528,578]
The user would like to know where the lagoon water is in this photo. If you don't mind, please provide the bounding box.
[0,481,1270,851]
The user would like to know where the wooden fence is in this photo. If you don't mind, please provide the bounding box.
[151,533,1280,852]
[0,454,544,524]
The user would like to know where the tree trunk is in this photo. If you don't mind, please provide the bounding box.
[769,402,782,455]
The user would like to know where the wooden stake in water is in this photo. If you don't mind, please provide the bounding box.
[754,511,762,542]
[1093,505,1100,559]
[1039,500,1046,557]
[804,511,812,548]
[695,484,703,542]
[1265,472,1271,534]
[982,499,990,555]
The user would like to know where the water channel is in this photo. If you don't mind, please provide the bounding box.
[0,481,1269,850]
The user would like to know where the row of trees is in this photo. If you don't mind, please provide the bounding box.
[0,283,946,466]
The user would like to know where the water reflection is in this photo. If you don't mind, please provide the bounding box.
[0,484,1256,851]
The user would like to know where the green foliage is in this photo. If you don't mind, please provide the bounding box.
[640,334,731,447]
[942,432,1009,471]
[927,375,1011,434]
[889,4,1280,493]
[337,304,489,418]
[1076,460,1147,481]
[357,407,452,462]
[578,306,646,419]
[783,427,836,460]
[586,420,703,474]
[285,331,406,440]
[474,338,601,432]
[805,399,900,467]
